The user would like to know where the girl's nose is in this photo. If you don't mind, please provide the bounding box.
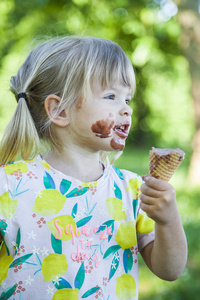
[120,103,133,116]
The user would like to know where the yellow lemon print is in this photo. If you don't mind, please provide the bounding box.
[3,162,28,175]
[115,221,137,249]
[136,212,155,234]
[105,198,127,221]
[0,192,18,220]
[0,255,13,284]
[52,288,79,300]
[116,274,136,299]
[126,178,142,199]
[81,181,98,188]
[47,215,78,241]
[41,253,68,282]
[32,189,66,216]
[40,160,50,170]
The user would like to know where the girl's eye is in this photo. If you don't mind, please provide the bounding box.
[104,94,115,100]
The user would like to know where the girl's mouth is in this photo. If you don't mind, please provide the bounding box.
[113,124,130,138]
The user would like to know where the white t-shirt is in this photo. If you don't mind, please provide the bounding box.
[0,156,154,300]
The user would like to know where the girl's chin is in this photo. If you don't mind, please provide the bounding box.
[95,135,126,152]
[110,137,126,151]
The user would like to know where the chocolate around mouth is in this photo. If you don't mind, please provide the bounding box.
[110,137,125,151]
[91,119,114,138]
[91,119,130,139]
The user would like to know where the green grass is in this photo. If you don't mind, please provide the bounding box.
[114,147,200,300]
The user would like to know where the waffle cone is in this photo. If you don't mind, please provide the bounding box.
[149,148,185,182]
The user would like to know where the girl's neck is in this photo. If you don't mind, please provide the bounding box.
[43,147,105,182]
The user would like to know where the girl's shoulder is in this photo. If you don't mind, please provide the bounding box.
[0,156,40,178]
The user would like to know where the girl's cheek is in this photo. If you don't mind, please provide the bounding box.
[91,119,114,138]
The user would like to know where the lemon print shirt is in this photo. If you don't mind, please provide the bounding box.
[0,156,154,300]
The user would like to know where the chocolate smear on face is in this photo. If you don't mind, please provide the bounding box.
[91,119,114,138]
[110,138,125,151]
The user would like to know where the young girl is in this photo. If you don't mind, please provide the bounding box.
[0,36,187,300]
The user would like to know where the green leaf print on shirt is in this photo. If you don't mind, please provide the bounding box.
[15,228,21,255]
[9,253,33,268]
[0,221,9,256]
[103,245,121,260]
[0,219,7,238]
[114,182,122,200]
[74,263,85,290]
[105,198,127,221]
[132,199,139,220]
[54,277,72,289]
[76,216,92,228]
[51,233,62,254]
[0,191,18,220]
[0,284,17,300]
[81,286,100,298]
[66,187,89,198]
[43,172,56,189]
[109,251,120,280]
[123,249,133,274]
[32,189,66,216]
[41,253,68,281]
[71,203,78,219]
[60,179,72,195]
[112,166,124,180]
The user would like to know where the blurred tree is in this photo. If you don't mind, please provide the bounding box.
[0,0,194,152]
[176,0,200,184]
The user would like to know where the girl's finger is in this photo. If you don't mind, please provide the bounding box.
[142,175,169,191]
[140,193,156,205]
[140,183,161,198]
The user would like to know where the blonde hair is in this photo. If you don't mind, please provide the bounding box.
[0,36,135,166]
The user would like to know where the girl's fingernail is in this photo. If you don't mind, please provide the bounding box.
[142,175,151,181]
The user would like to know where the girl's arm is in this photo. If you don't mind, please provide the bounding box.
[139,176,187,281]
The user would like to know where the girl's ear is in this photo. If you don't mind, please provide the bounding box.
[44,94,69,127]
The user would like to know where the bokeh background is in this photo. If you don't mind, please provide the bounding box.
[0,0,199,299]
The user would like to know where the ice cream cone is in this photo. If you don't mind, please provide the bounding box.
[149,148,185,182]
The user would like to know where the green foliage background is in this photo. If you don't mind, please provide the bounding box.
[0,0,195,148]
[0,0,198,299]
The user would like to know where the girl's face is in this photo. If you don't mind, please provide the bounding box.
[68,84,133,152]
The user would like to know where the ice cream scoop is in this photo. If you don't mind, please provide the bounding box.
[149,147,185,182]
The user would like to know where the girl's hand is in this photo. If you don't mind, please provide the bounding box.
[140,175,178,226]
[140,175,187,281]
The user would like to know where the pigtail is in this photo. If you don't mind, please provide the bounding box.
[0,98,40,166]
